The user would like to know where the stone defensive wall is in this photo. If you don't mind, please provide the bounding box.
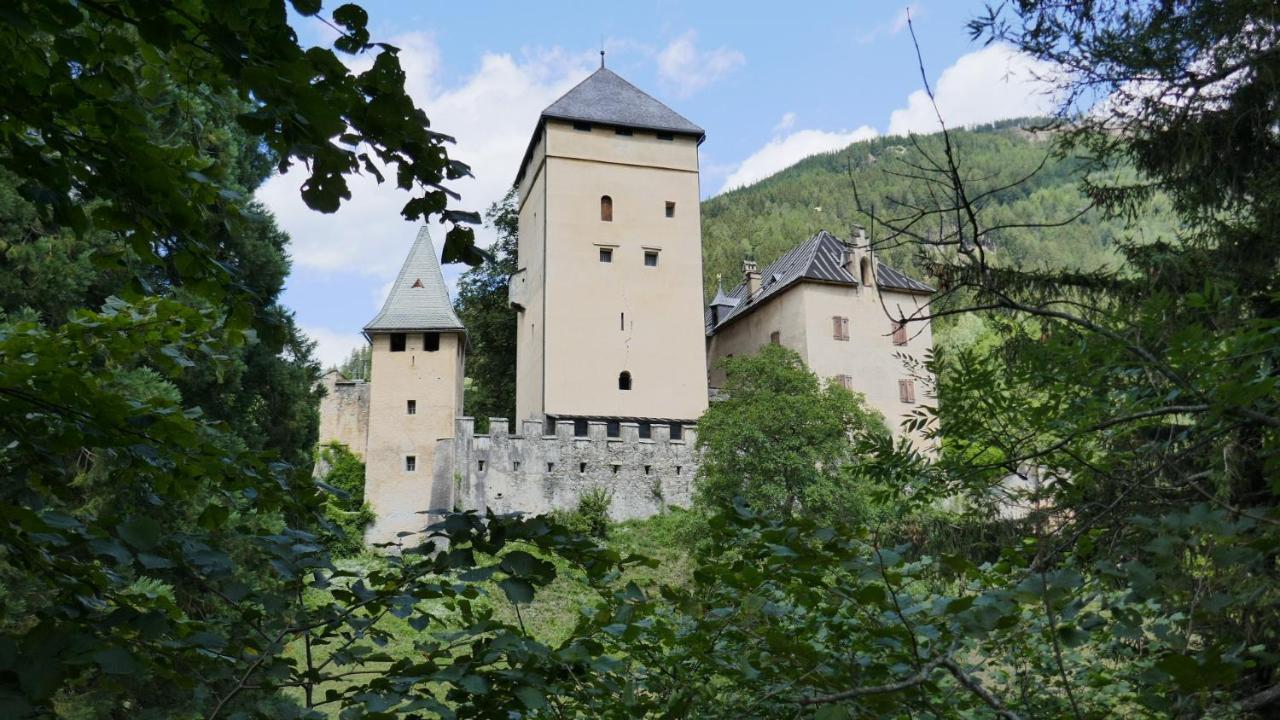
[430,418,701,521]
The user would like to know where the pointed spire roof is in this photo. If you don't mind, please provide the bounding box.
[708,277,737,310]
[364,227,464,334]
[541,67,704,138]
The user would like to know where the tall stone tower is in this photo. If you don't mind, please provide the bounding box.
[362,227,465,543]
[510,67,709,432]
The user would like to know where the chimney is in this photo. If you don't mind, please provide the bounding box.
[851,222,868,246]
[742,257,761,297]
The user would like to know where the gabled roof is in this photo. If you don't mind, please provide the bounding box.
[364,227,464,334]
[542,67,704,138]
[516,67,704,184]
[705,230,934,335]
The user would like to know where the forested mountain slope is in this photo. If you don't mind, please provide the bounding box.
[700,119,1175,297]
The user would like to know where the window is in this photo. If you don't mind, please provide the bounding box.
[665,201,676,218]
[599,247,613,263]
[573,419,588,437]
[607,421,621,438]
[573,121,592,131]
[547,462,555,472]
[620,312,625,331]
[644,250,659,267]
[406,400,416,415]
[615,127,633,136]
[600,195,613,222]
[639,422,651,439]
[770,330,781,345]
[669,423,683,440]
[513,461,520,471]
[860,257,873,286]
[656,132,674,140]
[836,374,853,390]
[899,379,916,404]
[618,371,632,390]
[675,465,682,475]
[425,332,440,352]
[390,332,406,352]
[892,322,908,346]
[478,460,486,472]
[832,316,850,341]
[644,465,652,475]
[579,462,587,474]
[404,455,416,472]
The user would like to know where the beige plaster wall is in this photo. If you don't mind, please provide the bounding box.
[364,331,464,543]
[706,275,935,449]
[706,285,808,387]
[317,371,370,460]
[517,119,708,422]
[515,135,546,423]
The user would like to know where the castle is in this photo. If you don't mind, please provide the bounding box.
[317,66,935,543]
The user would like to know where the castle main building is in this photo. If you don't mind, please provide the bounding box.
[318,66,935,544]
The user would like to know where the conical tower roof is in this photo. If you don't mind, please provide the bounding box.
[364,227,464,334]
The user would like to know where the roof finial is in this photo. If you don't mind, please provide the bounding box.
[600,35,605,68]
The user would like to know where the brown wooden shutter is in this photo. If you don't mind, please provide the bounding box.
[898,379,915,403]
[841,317,850,341]
[832,316,841,339]
[770,330,781,345]
[893,322,908,346]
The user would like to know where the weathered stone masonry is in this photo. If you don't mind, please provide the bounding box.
[429,418,700,520]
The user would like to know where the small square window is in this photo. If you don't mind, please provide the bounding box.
[547,462,555,472]
[656,132,674,141]
[573,419,588,437]
[425,332,440,352]
[390,333,406,352]
[606,421,620,438]
[599,248,613,263]
[644,465,652,475]
[644,250,659,267]
[675,465,682,475]
[573,121,592,131]
[405,455,416,472]
[639,422,651,439]
[406,400,416,415]
[669,423,683,441]
[665,201,675,218]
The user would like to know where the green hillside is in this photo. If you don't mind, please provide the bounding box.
[699,119,1176,297]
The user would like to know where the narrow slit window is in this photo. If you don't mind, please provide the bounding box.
[675,465,682,475]
[861,257,873,286]
[656,132,674,141]
[599,247,613,263]
[547,462,555,472]
[600,195,613,222]
[390,332,406,352]
[406,400,416,415]
[573,121,592,131]
[579,462,587,474]
[644,465,652,475]
[513,461,520,471]
[404,455,416,472]
[644,250,659,267]
[618,371,632,391]
[478,459,486,472]
[620,312,625,331]
[665,201,676,218]
[425,332,440,352]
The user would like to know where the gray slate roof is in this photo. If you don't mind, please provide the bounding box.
[705,230,934,335]
[542,67,704,138]
[364,227,465,334]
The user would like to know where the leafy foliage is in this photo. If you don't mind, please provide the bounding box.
[315,442,375,557]
[697,345,889,520]
[455,188,519,431]
[552,488,614,540]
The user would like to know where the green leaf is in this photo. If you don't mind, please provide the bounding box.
[94,647,141,675]
[117,517,161,551]
[514,686,547,710]
[498,577,535,604]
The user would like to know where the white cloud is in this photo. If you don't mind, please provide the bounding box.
[772,112,797,133]
[858,4,923,44]
[887,43,1059,135]
[304,325,365,369]
[257,34,593,279]
[656,31,745,97]
[719,126,879,194]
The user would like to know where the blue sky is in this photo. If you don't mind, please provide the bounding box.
[257,1,1058,367]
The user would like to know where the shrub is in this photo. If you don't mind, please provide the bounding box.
[553,487,612,539]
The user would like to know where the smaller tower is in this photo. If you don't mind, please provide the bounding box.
[362,227,465,544]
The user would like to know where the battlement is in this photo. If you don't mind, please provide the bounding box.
[430,417,701,521]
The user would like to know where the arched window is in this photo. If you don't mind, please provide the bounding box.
[860,257,872,286]
[618,370,632,390]
[600,195,613,222]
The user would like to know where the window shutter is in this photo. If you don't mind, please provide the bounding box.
[842,317,850,341]
[832,316,841,339]
[770,331,780,345]
[893,322,908,346]
[898,379,916,403]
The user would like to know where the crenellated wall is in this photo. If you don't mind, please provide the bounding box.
[431,417,701,521]
[316,371,370,472]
